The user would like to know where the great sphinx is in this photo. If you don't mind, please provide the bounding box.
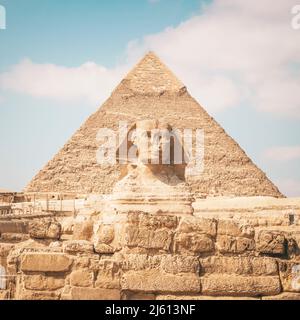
[110,119,194,215]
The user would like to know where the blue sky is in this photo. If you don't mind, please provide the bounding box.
[0,0,299,196]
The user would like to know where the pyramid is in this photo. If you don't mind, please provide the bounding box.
[26,52,283,198]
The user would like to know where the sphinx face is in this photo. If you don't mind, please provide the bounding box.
[133,120,172,166]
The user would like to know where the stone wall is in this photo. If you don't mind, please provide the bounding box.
[1,211,300,300]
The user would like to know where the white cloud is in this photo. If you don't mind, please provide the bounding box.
[275,178,300,197]
[0,59,128,105]
[263,146,300,162]
[0,0,300,117]
[127,0,300,116]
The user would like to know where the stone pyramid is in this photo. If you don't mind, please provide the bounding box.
[26,52,283,198]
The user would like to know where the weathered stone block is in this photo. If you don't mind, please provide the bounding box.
[70,269,94,287]
[201,275,281,296]
[236,237,256,252]
[21,253,72,272]
[217,220,254,238]
[0,243,14,257]
[122,254,161,271]
[18,289,60,300]
[251,257,278,276]
[278,260,300,292]
[0,233,29,242]
[73,256,91,269]
[160,255,200,274]
[256,231,286,255]
[63,240,94,254]
[95,259,120,289]
[24,274,65,291]
[94,243,115,254]
[72,221,94,241]
[121,271,201,293]
[97,225,115,244]
[71,287,120,300]
[262,292,300,300]
[124,292,156,300]
[130,213,177,229]
[0,221,27,234]
[174,233,214,254]
[29,220,61,240]
[177,217,217,237]
[200,256,278,276]
[125,226,172,251]
[0,290,9,300]
[216,235,255,253]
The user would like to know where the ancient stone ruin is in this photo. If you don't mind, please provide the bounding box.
[0,52,300,300]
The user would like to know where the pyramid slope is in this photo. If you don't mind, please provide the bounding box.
[26,52,283,198]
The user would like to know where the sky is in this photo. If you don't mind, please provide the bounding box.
[0,0,299,197]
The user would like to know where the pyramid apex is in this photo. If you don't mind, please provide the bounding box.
[118,51,186,95]
[144,50,160,59]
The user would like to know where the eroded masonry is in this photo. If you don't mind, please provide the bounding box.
[0,53,300,300]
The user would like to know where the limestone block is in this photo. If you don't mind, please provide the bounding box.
[72,220,94,241]
[60,285,72,300]
[0,221,27,234]
[97,225,115,244]
[217,220,254,238]
[0,243,14,257]
[29,220,61,240]
[94,224,117,253]
[73,256,91,269]
[286,236,299,257]
[21,253,72,272]
[0,233,29,242]
[129,213,178,229]
[24,274,65,291]
[256,231,286,255]
[236,237,256,252]
[262,292,300,300]
[94,243,115,254]
[70,287,120,300]
[124,292,156,300]
[121,271,201,293]
[124,225,173,251]
[0,290,9,300]
[18,289,60,300]
[95,260,120,289]
[216,235,255,253]
[160,255,200,274]
[70,269,94,287]
[174,233,214,254]
[177,217,217,237]
[201,275,281,296]
[200,256,278,276]
[122,254,161,271]
[278,260,300,292]
[121,254,200,274]
[251,257,278,275]
[63,240,94,254]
